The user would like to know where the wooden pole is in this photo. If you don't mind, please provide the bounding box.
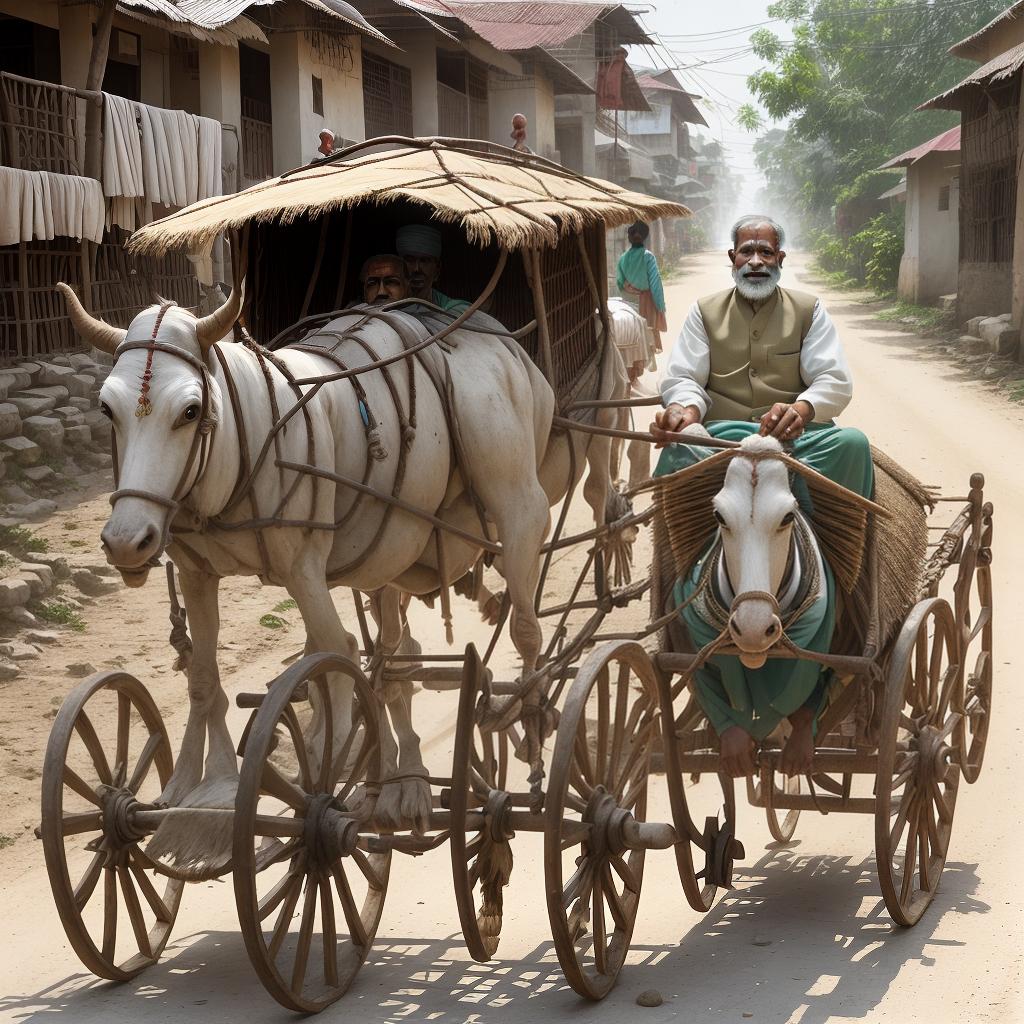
[84,0,117,182]
[528,248,555,386]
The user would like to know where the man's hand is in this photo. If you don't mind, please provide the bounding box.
[759,400,813,440]
[650,403,701,448]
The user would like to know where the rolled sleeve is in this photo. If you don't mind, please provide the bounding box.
[797,301,853,422]
[660,302,711,418]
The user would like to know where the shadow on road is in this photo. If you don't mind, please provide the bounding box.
[1,847,986,1024]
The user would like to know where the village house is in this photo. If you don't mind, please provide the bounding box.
[920,1,1024,336]
[880,125,961,307]
[0,0,393,360]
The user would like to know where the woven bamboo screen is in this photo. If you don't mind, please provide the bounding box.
[0,72,82,175]
[960,81,1020,265]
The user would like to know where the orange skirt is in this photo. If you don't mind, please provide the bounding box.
[637,289,668,334]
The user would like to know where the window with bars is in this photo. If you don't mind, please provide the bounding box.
[436,51,488,139]
[938,185,950,212]
[363,53,412,139]
[312,74,323,116]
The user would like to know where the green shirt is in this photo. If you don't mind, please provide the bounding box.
[616,244,666,312]
[431,288,471,315]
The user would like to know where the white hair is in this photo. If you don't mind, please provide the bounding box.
[730,215,786,250]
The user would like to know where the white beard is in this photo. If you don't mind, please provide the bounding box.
[733,264,782,302]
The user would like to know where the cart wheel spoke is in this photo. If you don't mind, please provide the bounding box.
[117,864,154,960]
[290,877,318,992]
[601,864,629,930]
[74,851,105,910]
[129,851,172,923]
[62,810,104,837]
[74,710,112,786]
[320,874,339,987]
[261,761,309,811]
[101,867,117,962]
[127,732,164,794]
[610,853,640,894]
[63,765,102,806]
[332,864,369,949]
[280,706,314,791]
[591,871,607,975]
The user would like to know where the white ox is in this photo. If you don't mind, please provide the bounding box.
[58,283,623,874]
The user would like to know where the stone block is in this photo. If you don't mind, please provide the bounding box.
[0,403,20,439]
[27,385,70,404]
[18,498,57,519]
[66,374,95,399]
[37,362,76,387]
[22,415,64,452]
[979,317,1020,356]
[19,563,54,593]
[73,569,119,597]
[0,606,37,627]
[0,371,28,394]
[0,578,30,608]
[0,483,31,504]
[7,393,56,418]
[64,424,92,447]
[16,362,41,386]
[965,315,986,338]
[27,552,70,578]
[22,465,55,484]
[52,406,85,426]
[66,353,95,370]
[0,436,41,467]
[15,573,46,599]
[956,334,989,355]
[68,397,93,413]
[938,294,957,312]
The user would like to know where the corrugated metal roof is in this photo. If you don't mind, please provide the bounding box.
[919,42,1024,111]
[950,1,1024,60]
[880,125,961,168]
[878,179,907,201]
[436,2,610,49]
[117,0,395,47]
[634,72,707,127]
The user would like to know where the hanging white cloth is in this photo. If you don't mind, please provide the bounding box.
[0,167,104,245]
[101,92,145,200]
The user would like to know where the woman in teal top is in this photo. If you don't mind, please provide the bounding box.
[616,221,668,355]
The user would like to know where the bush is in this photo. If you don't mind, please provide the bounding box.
[811,213,903,294]
[0,525,48,558]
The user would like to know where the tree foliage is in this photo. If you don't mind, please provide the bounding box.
[747,0,1010,227]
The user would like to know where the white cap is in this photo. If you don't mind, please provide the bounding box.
[318,127,335,141]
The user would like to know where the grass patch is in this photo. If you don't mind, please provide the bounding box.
[0,525,48,557]
[33,599,86,632]
[0,834,14,850]
[875,300,948,332]
[259,613,287,630]
[273,598,298,614]
[67,539,88,548]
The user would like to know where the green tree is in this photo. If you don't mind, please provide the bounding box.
[747,0,1009,222]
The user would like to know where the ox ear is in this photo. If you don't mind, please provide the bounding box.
[194,282,243,353]
[55,282,127,355]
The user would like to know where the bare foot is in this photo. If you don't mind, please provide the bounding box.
[719,725,757,778]
[781,707,815,777]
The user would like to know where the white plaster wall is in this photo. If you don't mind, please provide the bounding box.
[899,155,959,305]
[488,72,556,159]
[270,32,364,173]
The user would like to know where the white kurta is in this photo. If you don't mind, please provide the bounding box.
[660,294,854,422]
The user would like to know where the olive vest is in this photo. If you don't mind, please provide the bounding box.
[696,285,818,421]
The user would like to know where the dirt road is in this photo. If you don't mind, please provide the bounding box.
[1,251,1020,1023]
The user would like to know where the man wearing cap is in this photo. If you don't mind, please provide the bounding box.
[617,220,668,357]
[395,225,471,315]
[312,128,335,163]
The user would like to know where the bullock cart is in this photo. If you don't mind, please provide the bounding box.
[38,136,993,1011]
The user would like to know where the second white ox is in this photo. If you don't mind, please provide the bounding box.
[58,282,623,874]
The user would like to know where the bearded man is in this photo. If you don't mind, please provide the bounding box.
[649,215,872,780]
[650,215,871,500]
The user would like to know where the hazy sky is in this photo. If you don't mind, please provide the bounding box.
[627,0,793,210]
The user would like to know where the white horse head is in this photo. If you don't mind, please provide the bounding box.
[57,283,241,586]
[714,434,798,669]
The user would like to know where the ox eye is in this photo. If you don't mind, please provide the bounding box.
[99,402,112,419]
[780,511,796,528]
[713,509,728,528]
[173,404,201,429]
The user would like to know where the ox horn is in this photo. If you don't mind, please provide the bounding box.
[194,282,244,353]
[55,282,127,355]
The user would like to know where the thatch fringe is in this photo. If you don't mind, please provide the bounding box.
[127,139,691,258]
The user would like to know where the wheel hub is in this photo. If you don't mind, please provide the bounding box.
[584,787,634,857]
[484,789,515,842]
[97,785,149,849]
[916,723,954,785]
[305,793,360,865]
[703,814,744,888]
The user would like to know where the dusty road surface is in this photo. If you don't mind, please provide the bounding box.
[0,250,1020,1024]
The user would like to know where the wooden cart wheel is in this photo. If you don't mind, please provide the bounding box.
[233,654,390,1013]
[875,599,962,928]
[544,640,660,1000]
[40,672,183,980]
[955,498,993,784]
[450,644,514,961]
[748,769,801,844]
[658,686,741,912]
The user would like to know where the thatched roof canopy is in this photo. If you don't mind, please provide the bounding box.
[128,137,690,257]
